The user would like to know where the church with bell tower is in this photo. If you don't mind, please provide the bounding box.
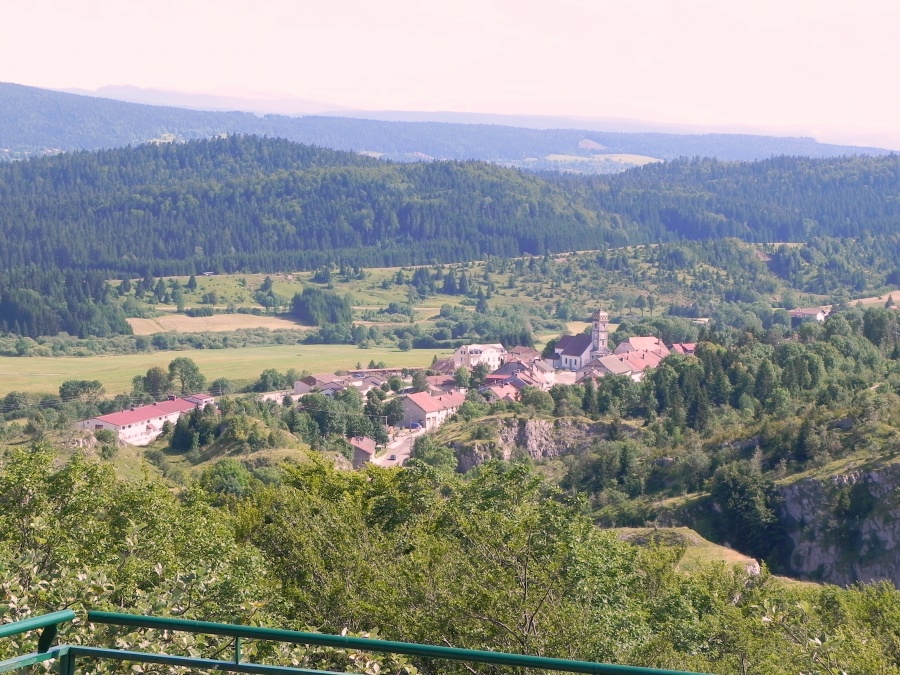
[552,308,611,371]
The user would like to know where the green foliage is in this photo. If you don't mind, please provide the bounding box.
[6,134,900,340]
[5,445,900,672]
[93,428,116,444]
[411,370,429,393]
[168,357,206,395]
[519,386,554,414]
[58,379,104,402]
[136,366,172,400]
[707,459,791,568]
[199,459,256,502]
[410,435,458,472]
[291,287,353,326]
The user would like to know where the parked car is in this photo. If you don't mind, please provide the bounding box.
[388,454,397,461]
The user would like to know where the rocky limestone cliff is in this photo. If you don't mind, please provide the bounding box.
[778,462,900,585]
[455,417,620,472]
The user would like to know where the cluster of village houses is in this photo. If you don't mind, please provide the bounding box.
[78,310,706,457]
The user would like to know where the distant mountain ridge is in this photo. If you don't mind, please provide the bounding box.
[1,82,891,170]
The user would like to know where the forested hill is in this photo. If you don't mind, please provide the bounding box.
[0,135,619,277]
[7,138,900,338]
[572,154,900,242]
[1,82,890,164]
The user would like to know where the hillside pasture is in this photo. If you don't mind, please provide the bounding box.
[844,289,900,307]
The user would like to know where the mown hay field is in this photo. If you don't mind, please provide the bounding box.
[128,314,310,335]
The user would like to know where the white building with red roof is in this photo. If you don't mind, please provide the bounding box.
[79,396,210,446]
[788,307,829,324]
[400,391,466,430]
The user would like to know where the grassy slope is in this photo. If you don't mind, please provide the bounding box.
[614,526,816,587]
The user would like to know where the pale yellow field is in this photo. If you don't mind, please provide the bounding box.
[566,321,591,335]
[848,290,900,307]
[128,314,310,335]
[0,345,453,396]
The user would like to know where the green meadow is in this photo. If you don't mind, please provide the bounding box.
[0,344,452,396]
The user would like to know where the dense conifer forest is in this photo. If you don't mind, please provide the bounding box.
[584,155,900,241]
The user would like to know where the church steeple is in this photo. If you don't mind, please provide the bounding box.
[592,309,609,354]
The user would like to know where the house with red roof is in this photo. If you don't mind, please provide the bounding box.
[426,374,459,394]
[576,355,636,383]
[78,396,210,446]
[350,436,377,469]
[669,343,697,355]
[613,336,670,357]
[429,357,457,375]
[484,383,519,403]
[508,368,552,391]
[507,346,541,363]
[619,349,665,375]
[789,307,829,325]
[400,391,466,430]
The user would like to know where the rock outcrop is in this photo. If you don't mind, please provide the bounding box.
[454,416,623,472]
[778,463,900,585]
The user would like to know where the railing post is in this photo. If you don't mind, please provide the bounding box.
[58,651,75,675]
[234,636,241,664]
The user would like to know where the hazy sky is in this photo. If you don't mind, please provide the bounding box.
[3,0,899,147]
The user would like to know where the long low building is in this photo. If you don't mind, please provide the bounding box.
[401,391,466,431]
[78,394,214,446]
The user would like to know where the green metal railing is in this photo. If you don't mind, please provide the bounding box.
[0,610,709,675]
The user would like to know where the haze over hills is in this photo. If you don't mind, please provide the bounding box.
[1,82,892,171]
[60,84,350,116]
[60,85,701,134]
[62,84,900,149]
